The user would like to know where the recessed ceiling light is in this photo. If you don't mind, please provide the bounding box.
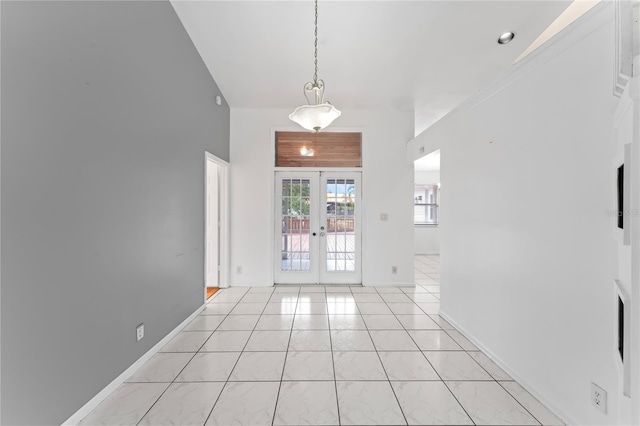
[498,32,515,44]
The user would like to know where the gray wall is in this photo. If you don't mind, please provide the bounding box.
[1,1,230,424]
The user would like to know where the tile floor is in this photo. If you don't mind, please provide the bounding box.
[79,255,564,426]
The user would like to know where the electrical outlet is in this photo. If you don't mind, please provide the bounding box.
[136,324,144,342]
[591,382,607,414]
[391,266,398,274]
[236,266,242,274]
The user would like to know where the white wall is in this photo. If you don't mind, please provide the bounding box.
[414,170,441,254]
[230,109,415,286]
[409,4,632,425]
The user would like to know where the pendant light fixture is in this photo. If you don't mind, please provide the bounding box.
[289,0,341,132]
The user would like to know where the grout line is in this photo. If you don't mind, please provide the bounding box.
[328,288,342,426]
[270,286,301,426]
[135,287,251,426]
[374,285,477,426]
[359,292,410,426]
[201,287,257,426]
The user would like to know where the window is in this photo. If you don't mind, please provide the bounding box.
[414,184,439,225]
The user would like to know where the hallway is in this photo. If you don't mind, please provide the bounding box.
[78,256,563,426]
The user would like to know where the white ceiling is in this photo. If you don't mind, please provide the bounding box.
[172,0,571,133]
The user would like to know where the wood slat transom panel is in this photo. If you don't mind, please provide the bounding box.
[275,131,362,167]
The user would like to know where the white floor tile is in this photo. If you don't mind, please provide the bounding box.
[288,330,331,351]
[375,287,405,294]
[217,315,260,331]
[362,314,403,330]
[327,301,360,315]
[445,329,479,350]
[470,352,512,380]
[378,352,439,380]
[353,293,384,303]
[331,330,375,351]
[274,286,301,293]
[293,314,329,330]
[205,382,280,426]
[175,352,241,382]
[333,351,387,380]
[380,293,413,303]
[369,330,419,351]
[229,351,286,381]
[282,351,334,380]
[424,351,493,381]
[299,286,326,293]
[325,286,353,293]
[295,302,328,315]
[297,293,327,303]
[240,293,272,303]
[396,314,441,330]
[203,303,236,315]
[328,314,367,330]
[200,330,251,352]
[447,381,540,425]
[428,314,455,329]
[263,302,298,315]
[229,302,267,315]
[255,314,294,331]
[248,287,275,293]
[500,381,565,425]
[408,330,463,350]
[386,303,427,315]
[184,315,225,331]
[326,294,356,303]
[273,381,339,425]
[138,382,224,426]
[126,353,193,383]
[416,302,440,314]
[269,294,300,304]
[350,287,378,293]
[244,330,291,351]
[407,293,440,303]
[160,332,212,353]
[79,383,169,426]
[356,303,393,315]
[336,381,406,425]
[391,381,473,425]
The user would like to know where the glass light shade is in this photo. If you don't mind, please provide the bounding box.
[289,103,341,132]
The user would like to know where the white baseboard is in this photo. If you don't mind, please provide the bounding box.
[415,252,440,255]
[61,304,205,426]
[439,310,576,426]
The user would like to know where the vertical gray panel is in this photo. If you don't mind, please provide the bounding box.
[0,1,230,424]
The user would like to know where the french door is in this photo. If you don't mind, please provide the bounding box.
[274,171,362,285]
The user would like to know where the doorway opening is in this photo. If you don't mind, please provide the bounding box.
[414,150,440,256]
[205,152,230,300]
[274,171,362,285]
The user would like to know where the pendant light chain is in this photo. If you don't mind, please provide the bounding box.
[288,0,341,132]
[313,0,318,85]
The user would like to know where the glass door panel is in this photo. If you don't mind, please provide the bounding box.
[320,172,361,284]
[275,172,319,284]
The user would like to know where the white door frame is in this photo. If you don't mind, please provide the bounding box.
[205,152,230,298]
[274,170,362,285]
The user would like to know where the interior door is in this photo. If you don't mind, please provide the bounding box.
[275,171,361,285]
[320,172,362,284]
